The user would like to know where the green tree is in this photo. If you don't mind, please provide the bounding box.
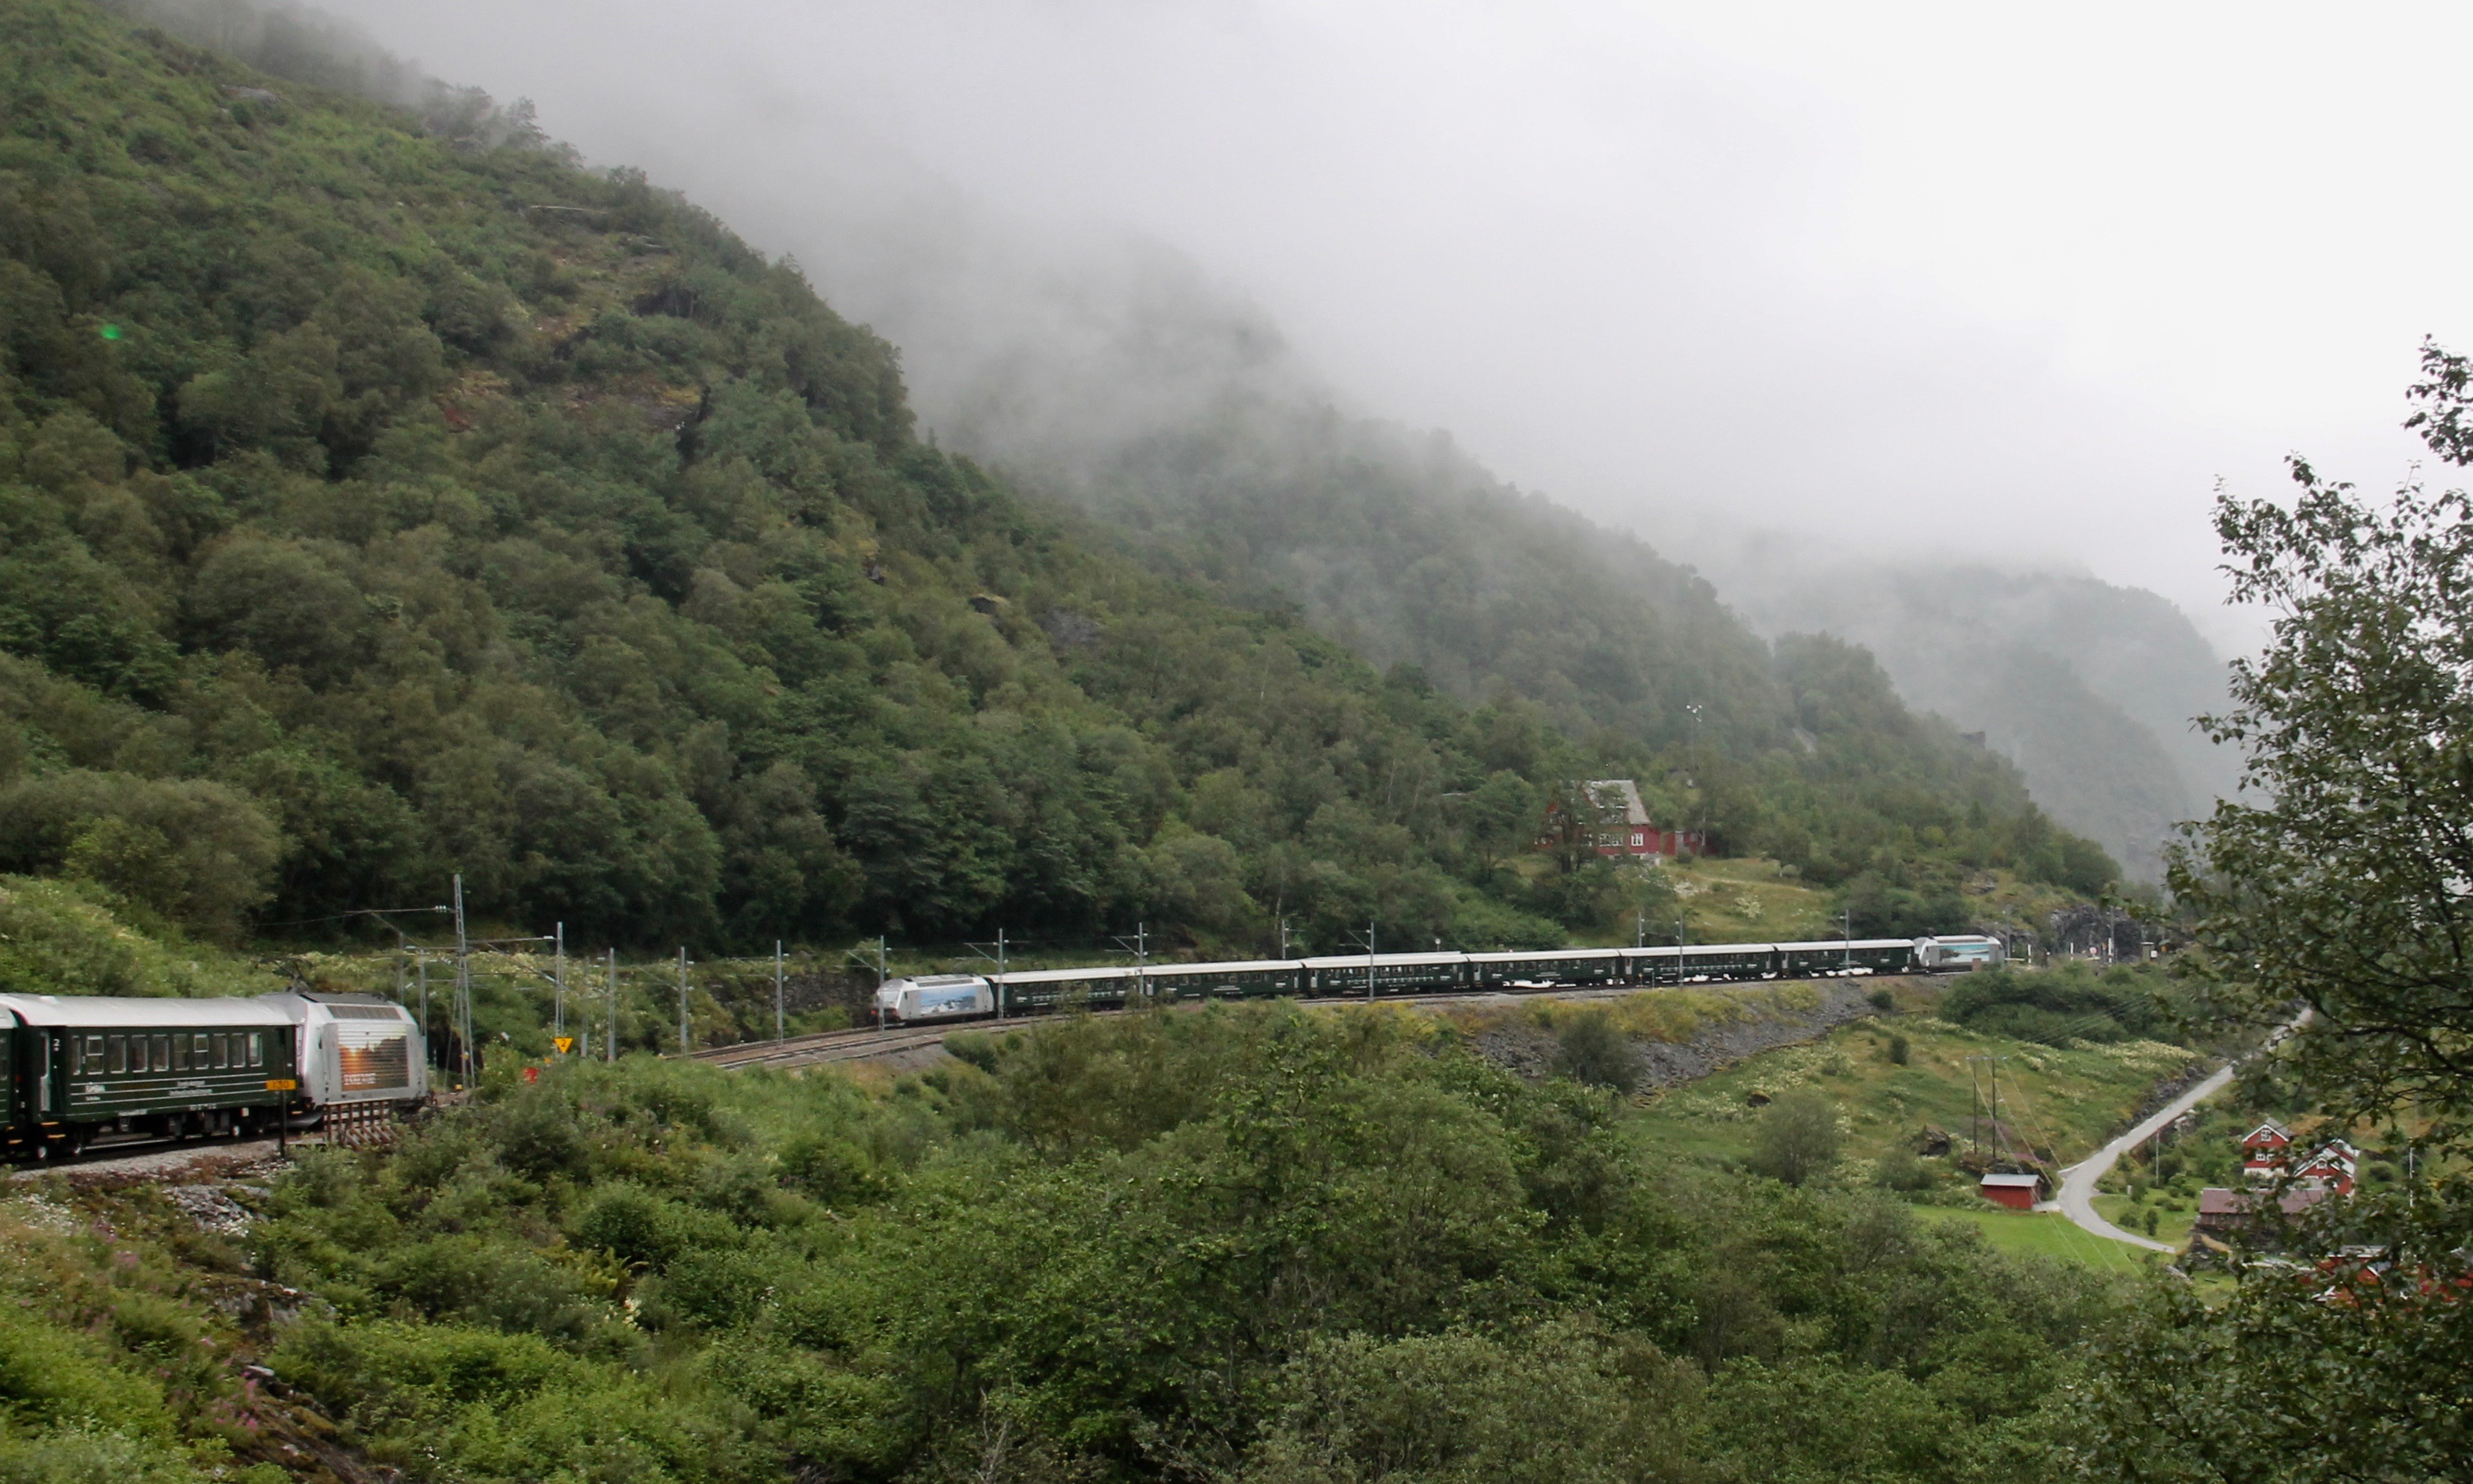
[2070,348,2473,1483]
[2170,348,2473,1134]
[1748,1089,1841,1187]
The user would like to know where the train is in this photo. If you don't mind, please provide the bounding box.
[0,989,428,1161]
[873,934,2008,1025]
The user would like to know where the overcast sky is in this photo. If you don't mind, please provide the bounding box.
[316,0,2472,652]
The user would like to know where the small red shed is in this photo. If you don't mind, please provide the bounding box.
[1979,1172,2045,1210]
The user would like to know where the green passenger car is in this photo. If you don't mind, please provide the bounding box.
[0,994,298,1159]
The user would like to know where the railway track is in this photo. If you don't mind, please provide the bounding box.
[690,1024,953,1070]
[687,976,1920,1072]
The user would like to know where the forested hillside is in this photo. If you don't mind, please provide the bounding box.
[0,0,2111,960]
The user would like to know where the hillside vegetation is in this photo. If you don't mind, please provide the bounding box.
[0,0,2110,967]
[3,1003,2140,1484]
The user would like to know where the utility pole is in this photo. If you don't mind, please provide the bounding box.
[964,929,1010,1020]
[416,950,430,1069]
[452,873,470,1086]
[774,940,786,1043]
[1841,908,1853,974]
[553,921,566,1041]
[676,947,691,1052]
[1110,925,1151,1005]
[1968,1057,1981,1160]
[1343,920,1377,1000]
[606,948,618,1062]
[846,938,888,1028]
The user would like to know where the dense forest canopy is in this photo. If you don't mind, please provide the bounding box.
[0,0,2113,958]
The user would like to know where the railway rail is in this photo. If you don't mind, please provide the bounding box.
[687,974,1934,1072]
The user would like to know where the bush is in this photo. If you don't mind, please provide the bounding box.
[1553,1010,1637,1094]
[1940,963,2167,1046]
[1873,1146,1937,1193]
[1888,1034,1910,1065]
[1749,1089,1842,1187]
[0,1423,219,1484]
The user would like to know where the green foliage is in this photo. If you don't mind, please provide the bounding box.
[1553,1009,1638,1094]
[2068,347,2473,1482]
[226,1006,2126,1480]
[0,873,278,997]
[0,771,279,936]
[1749,1089,1842,1187]
[0,1424,217,1484]
[2060,1188,2473,1483]
[1236,1323,1705,1484]
[2170,345,2473,1137]
[1940,963,2169,1047]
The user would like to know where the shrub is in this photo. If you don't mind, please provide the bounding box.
[1873,1147,1937,1193]
[1749,1090,1842,1187]
[1888,1034,1910,1065]
[1867,987,1894,1012]
[1552,1010,1637,1094]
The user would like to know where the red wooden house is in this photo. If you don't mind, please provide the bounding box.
[2241,1119,2293,1183]
[1554,780,1704,860]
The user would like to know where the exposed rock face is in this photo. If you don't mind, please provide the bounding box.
[1473,981,1883,1089]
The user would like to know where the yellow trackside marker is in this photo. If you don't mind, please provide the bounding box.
[553,1037,574,1055]
[265,1079,298,1091]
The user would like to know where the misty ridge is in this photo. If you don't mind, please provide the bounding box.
[121,0,2234,882]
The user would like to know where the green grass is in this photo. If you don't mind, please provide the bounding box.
[2094,1192,2197,1249]
[1663,857,1835,943]
[1912,1205,2154,1271]
[1629,988,2200,1181]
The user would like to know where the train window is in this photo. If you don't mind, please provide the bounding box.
[83,1035,104,1074]
[210,1034,226,1069]
[152,1035,170,1071]
[171,1035,188,1072]
[108,1035,126,1074]
[194,1033,210,1065]
[247,1033,262,1068]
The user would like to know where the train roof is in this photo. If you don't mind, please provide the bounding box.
[1300,952,1465,969]
[1465,948,1622,963]
[257,991,417,1023]
[1139,960,1303,976]
[883,974,985,988]
[1671,942,1786,956]
[1772,940,1916,953]
[0,994,294,1029]
[994,965,1137,985]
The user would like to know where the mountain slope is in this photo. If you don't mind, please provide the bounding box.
[1684,544,2238,880]
[0,0,2114,961]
